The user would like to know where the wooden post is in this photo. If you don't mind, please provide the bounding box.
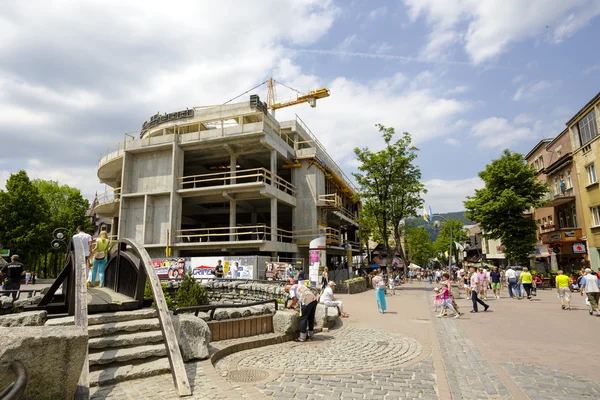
[73,236,89,399]
[121,238,192,396]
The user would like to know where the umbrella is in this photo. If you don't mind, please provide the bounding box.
[409,263,422,270]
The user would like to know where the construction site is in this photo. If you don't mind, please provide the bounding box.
[93,79,362,277]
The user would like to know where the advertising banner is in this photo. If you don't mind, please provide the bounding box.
[151,257,191,279]
[191,256,254,279]
[264,261,297,281]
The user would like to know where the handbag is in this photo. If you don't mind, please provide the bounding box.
[94,251,106,260]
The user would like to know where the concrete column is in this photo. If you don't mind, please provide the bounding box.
[170,143,184,249]
[271,198,278,242]
[230,152,237,185]
[270,149,277,186]
[230,200,237,242]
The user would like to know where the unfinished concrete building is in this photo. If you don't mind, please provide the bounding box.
[95,96,361,265]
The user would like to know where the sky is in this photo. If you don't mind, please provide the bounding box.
[1,0,599,213]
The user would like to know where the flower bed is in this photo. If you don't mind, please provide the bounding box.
[334,277,368,294]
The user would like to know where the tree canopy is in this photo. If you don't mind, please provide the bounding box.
[353,124,425,275]
[405,224,434,267]
[464,149,547,265]
[433,219,468,266]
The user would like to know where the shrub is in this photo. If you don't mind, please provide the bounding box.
[144,279,176,310]
[175,272,209,309]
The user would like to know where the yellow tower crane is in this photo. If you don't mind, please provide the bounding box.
[266,78,330,111]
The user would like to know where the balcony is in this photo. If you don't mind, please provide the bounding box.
[317,194,358,226]
[540,188,576,208]
[178,168,295,205]
[93,188,121,216]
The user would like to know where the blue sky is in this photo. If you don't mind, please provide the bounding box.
[1,0,599,213]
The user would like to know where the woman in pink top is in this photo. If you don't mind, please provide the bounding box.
[437,283,460,318]
[478,268,488,300]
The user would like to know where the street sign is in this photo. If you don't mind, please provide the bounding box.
[0,249,9,257]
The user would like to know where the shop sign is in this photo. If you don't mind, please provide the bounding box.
[549,232,562,242]
[496,246,504,254]
[573,243,587,254]
[562,230,577,241]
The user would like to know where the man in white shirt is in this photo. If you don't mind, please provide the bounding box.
[320,282,348,318]
[469,267,489,313]
[505,266,519,299]
[580,268,600,316]
[73,225,92,263]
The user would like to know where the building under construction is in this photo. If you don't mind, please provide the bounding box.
[94,93,361,269]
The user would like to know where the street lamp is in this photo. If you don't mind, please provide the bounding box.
[432,215,452,272]
[51,228,71,252]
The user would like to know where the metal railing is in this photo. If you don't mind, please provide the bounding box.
[97,133,136,167]
[95,187,121,206]
[295,114,357,193]
[318,194,358,221]
[179,168,295,196]
[173,299,278,320]
[0,361,28,400]
[176,225,340,245]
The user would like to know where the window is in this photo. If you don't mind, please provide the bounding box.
[586,164,597,185]
[556,148,562,158]
[539,156,544,169]
[565,209,573,227]
[572,204,578,228]
[559,212,565,229]
[534,159,539,170]
[548,216,553,226]
[566,170,573,189]
[553,178,559,195]
[591,206,600,227]
[578,109,599,146]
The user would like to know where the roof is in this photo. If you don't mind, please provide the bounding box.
[525,138,553,160]
[566,91,600,126]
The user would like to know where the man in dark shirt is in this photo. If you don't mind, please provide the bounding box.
[1,255,26,300]
[490,267,502,299]
[214,260,224,280]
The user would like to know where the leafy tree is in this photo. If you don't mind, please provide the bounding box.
[0,171,49,263]
[405,225,434,267]
[353,125,425,277]
[433,219,468,266]
[464,149,547,265]
[32,179,90,232]
[175,272,209,308]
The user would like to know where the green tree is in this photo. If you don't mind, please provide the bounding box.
[176,272,209,308]
[32,179,90,232]
[433,219,468,266]
[353,125,426,277]
[0,171,50,262]
[464,149,548,265]
[405,225,434,267]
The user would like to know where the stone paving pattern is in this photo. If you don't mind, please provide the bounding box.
[431,297,513,400]
[230,326,423,373]
[90,362,230,400]
[256,359,438,400]
[503,363,600,400]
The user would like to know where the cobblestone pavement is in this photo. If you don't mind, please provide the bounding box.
[431,297,513,400]
[228,326,423,374]
[503,363,600,400]
[256,359,437,400]
[90,362,231,400]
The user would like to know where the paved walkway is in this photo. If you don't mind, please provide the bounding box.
[89,282,600,399]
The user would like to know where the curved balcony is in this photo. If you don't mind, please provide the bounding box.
[93,188,121,217]
[97,135,135,184]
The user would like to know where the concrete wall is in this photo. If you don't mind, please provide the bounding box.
[146,195,170,244]
[293,161,320,233]
[127,149,173,193]
[121,197,145,242]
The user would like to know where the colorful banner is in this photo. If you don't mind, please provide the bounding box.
[264,261,297,281]
[191,256,254,279]
[151,257,191,279]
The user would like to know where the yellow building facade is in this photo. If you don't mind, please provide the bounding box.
[568,92,600,270]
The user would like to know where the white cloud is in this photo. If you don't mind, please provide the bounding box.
[424,177,484,213]
[444,85,469,95]
[444,138,460,146]
[512,74,526,84]
[512,80,560,101]
[514,113,533,124]
[471,117,532,149]
[403,0,600,64]
[368,7,388,20]
[583,65,600,75]
[369,42,393,55]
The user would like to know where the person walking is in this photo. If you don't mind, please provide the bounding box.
[555,270,572,310]
[73,225,92,265]
[90,231,110,287]
[580,268,600,316]
[490,267,501,299]
[477,267,488,300]
[437,282,460,318]
[505,266,518,299]
[321,267,329,290]
[0,255,26,300]
[372,269,387,314]
[469,267,489,313]
[520,267,534,300]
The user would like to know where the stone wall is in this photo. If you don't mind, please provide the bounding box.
[166,280,288,304]
[334,278,368,294]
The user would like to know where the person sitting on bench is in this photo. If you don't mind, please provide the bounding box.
[320,281,348,318]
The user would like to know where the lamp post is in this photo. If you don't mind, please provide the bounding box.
[432,215,453,272]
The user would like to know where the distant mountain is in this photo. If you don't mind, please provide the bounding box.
[406,211,474,242]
